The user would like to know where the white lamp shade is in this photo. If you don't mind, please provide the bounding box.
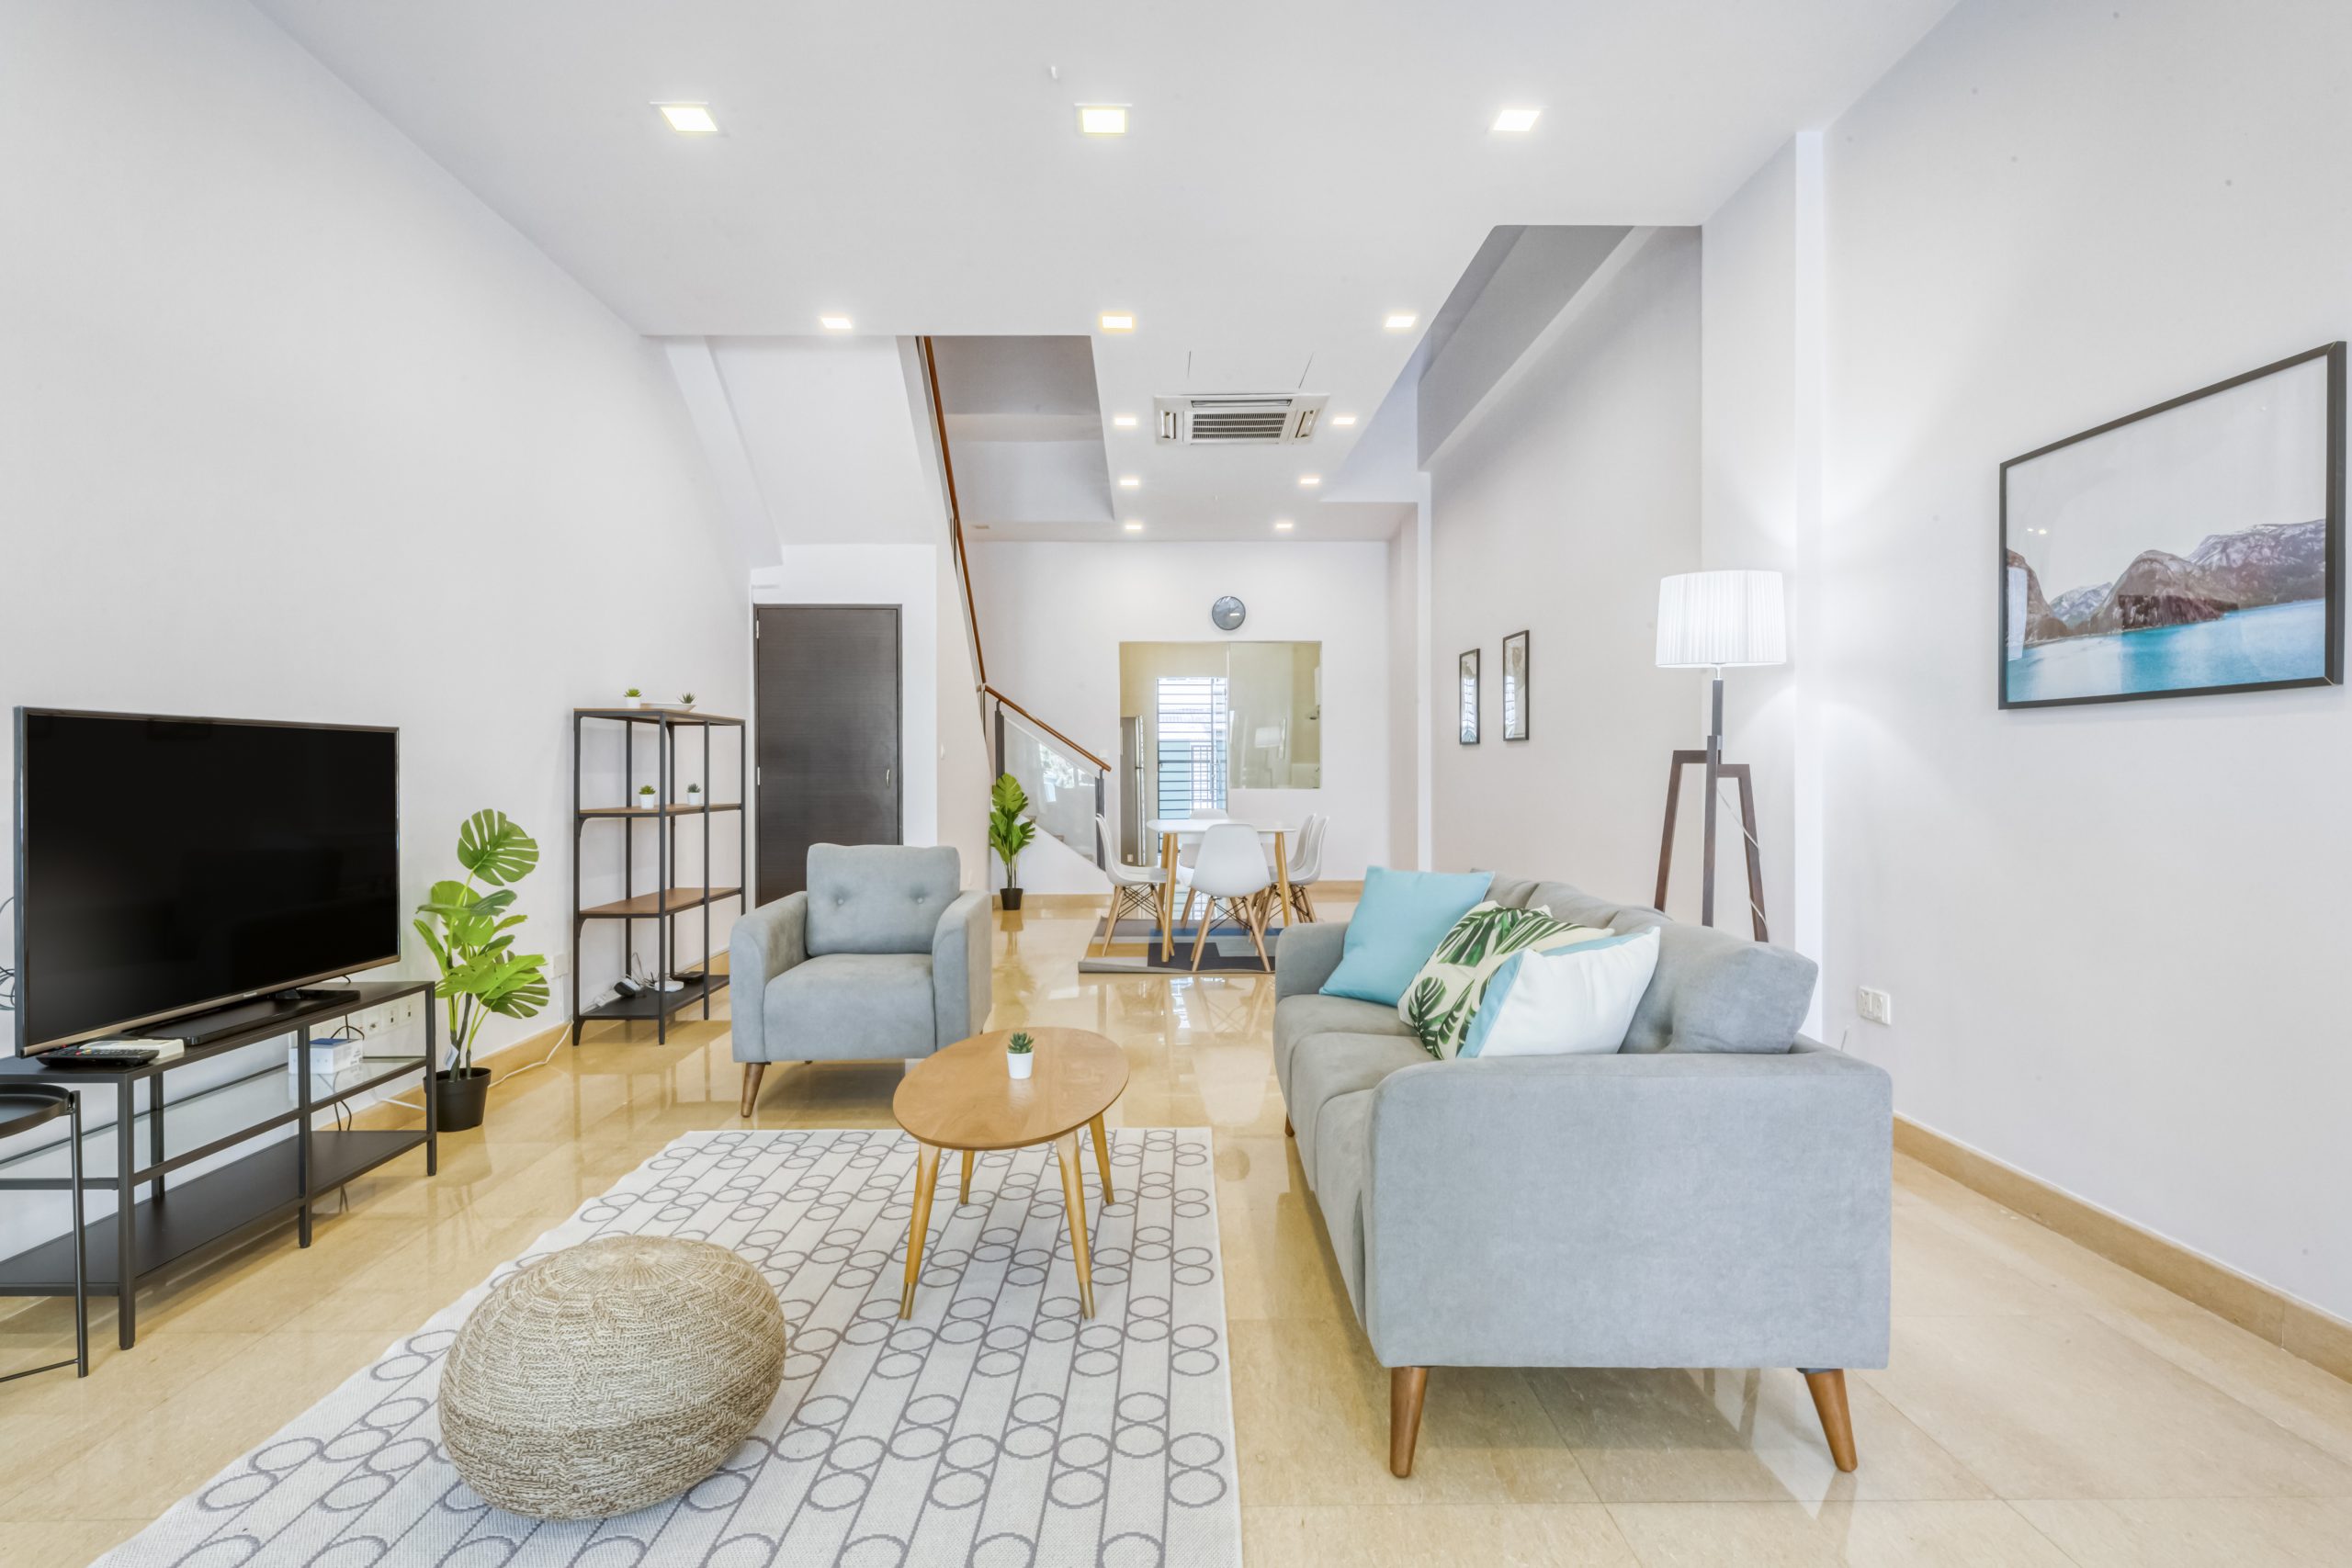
[1656,570,1787,668]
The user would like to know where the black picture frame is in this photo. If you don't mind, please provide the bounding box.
[1501,629,1530,740]
[1998,342,2346,710]
[1457,649,1480,744]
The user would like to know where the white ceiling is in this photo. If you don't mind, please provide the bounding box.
[249,0,1953,540]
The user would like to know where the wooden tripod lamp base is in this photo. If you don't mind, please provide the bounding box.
[1653,748,1769,942]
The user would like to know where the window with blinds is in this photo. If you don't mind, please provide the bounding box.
[1154,675,1227,819]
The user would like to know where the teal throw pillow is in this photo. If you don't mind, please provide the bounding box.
[1319,867,1494,1008]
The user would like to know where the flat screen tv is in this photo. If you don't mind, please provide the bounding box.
[14,709,400,1054]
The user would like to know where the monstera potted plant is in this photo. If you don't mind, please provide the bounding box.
[413,809,549,1132]
[989,773,1037,910]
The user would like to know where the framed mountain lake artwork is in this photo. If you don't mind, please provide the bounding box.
[2000,343,2345,709]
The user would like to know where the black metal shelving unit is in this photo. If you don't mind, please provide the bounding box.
[0,979,436,1349]
[572,706,748,1044]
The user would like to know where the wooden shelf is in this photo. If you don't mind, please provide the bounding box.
[572,706,742,728]
[577,803,743,818]
[579,886,741,919]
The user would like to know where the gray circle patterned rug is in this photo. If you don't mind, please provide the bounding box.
[97,1127,1240,1568]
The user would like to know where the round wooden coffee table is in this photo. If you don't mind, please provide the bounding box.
[892,1027,1128,1320]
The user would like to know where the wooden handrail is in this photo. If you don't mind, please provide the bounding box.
[920,335,986,688]
[984,685,1113,773]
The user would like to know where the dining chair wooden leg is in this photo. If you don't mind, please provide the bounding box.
[1190,898,1216,970]
[1242,894,1272,971]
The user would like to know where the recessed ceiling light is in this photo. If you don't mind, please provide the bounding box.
[1118,475,1141,489]
[1331,413,1358,427]
[1100,312,1135,333]
[819,313,853,331]
[1298,474,1321,488]
[1384,312,1419,333]
[1492,107,1543,134]
[1124,521,1144,532]
[1078,105,1128,136]
[1112,413,1137,429]
[1274,520,1295,532]
[656,103,719,135]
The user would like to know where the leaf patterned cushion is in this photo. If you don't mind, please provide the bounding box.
[1397,902,1617,1059]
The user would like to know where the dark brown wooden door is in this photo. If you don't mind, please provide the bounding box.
[754,605,901,900]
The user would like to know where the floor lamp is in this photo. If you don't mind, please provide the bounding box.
[1654,569,1785,941]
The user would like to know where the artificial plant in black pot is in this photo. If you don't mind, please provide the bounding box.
[989,773,1037,910]
[413,809,549,1132]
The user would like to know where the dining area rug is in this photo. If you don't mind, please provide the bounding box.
[1075,917,1289,976]
[96,1127,1239,1568]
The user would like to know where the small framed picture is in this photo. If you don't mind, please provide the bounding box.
[1457,649,1480,744]
[1501,629,1530,740]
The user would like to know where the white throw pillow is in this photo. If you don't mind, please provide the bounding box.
[1459,926,1662,1057]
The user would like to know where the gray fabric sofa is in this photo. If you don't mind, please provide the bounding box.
[1272,874,1892,1477]
[730,844,992,1113]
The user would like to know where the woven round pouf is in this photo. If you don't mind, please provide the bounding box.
[438,1235,786,1520]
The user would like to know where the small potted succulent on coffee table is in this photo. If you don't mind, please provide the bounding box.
[1005,1031,1035,1080]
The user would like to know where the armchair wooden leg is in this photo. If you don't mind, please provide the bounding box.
[1803,1369,1858,1472]
[739,1062,766,1116]
[1390,1366,1429,1478]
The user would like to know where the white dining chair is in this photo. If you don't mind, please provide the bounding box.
[1186,822,1274,973]
[1093,814,1167,959]
[1173,807,1229,928]
[1283,813,1329,923]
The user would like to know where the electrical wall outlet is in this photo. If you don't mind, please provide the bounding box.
[1857,987,1894,1025]
[546,951,569,980]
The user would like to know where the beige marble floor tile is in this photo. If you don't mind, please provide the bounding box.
[2094,1304,2352,1472]
[1606,1501,2074,1567]
[1246,1503,1638,1565]
[1531,1366,1992,1504]
[1230,1317,1597,1505]
[0,1520,136,1568]
[1863,1313,2352,1499]
[2008,1495,2352,1566]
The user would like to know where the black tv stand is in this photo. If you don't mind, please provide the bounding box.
[171,987,365,1046]
[0,979,436,1349]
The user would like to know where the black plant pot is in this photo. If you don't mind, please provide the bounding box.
[1000,886,1024,911]
[434,1067,491,1132]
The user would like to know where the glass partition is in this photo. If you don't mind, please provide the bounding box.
[996,705,1105,867]
[1118,642,1322,829]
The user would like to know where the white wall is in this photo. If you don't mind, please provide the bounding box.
[1802,0,2352,1322]
[1385,521,1423,870]
[966,540,1397,891]
[0,0,748,1247]
[1426,230,1705,897]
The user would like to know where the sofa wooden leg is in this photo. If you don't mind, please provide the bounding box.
[739,1063,766,1117]
[1284,1116,1294,1137]
[1803,1369,1857,1472]
[1390,1366,1429,1477]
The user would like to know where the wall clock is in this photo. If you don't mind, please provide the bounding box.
[1210,595,1247,631]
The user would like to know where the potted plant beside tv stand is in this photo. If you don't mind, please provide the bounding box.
[0,979,438,1350]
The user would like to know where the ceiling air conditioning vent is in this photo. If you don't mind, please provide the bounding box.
[1152,392,1329,446]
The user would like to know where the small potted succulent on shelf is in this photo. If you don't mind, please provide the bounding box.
[685,783,703,808]
[623,687,644,709]
[637,783,659,810]
[1005,1031,1035,1080]
[678,692,697,712]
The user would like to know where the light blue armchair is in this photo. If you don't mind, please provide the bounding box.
[731,844,992,1114]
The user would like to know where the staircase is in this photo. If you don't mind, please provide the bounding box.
[919,339,1109,873]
